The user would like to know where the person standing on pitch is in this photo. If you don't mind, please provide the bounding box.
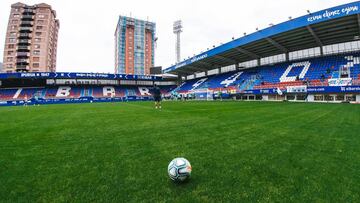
[153,84,162,109]
[24,94,28,107]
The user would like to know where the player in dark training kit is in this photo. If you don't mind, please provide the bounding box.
[153,84,162,109]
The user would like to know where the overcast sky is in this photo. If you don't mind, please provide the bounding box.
[0,0,355,73]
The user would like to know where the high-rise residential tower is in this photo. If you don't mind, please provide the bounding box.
[2,2,59,73]
[115,16,156,75]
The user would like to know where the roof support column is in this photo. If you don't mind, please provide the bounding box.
[320,46,324,56]
[257,58,261,66]
[177,75,183,84]
[285,52,289,62]
[235,63,240,70]
[306,25,324,57]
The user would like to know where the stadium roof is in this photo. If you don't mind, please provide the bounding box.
[163,1,360,75]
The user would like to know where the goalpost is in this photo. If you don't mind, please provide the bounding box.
[191,88,214,101]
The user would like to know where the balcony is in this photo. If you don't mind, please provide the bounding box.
[23,9,35,14]
[16,52,30,57]
[145,23,154,31]
[20,21,33,26]
[127,19,135,26]
[21,15,34,20]
[16,65,30,72]
[19,27,33,32]
[17,58,30,63]
[18,33,32,39]
[16,60,29,64]
[17,45,30,51]
[18,39,31,44]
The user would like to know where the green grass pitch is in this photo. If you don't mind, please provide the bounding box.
[0,101,360,202]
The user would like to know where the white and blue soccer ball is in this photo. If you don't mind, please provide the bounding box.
[168,158,192,182]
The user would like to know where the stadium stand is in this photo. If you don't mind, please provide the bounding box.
[174,53,360,92]
[160,1,360,103]
[1,56,359,106]
[0,86,175,101]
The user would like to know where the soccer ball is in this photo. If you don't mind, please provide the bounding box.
[168,158,192,182]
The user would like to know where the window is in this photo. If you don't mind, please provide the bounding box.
[35,38,41,42]
[7,57,13,62]
[33,63,40,68]
[33,57,40,62]
[36,26,43,30]
[11,25,17,30]
[11,20,18,24]
[8,44,15,49]
[35,32,42,36]
[221,65,236,73]
[260,54,286,65]
[325,95,335,101]
[38,14,45,18]
[37,20,44,24]
[207,69,219,76]
[336,95,345,101]
[34,44,40,49]
[289,47,321,60]
[33,50,40,55]
[13,14,20,18]
[10,32,16,37]
[7,51,14,55]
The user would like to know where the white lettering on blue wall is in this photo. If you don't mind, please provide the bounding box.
[307,5,358,22]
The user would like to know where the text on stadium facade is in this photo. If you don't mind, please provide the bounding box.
[0,72,162,81]
[175,54,208,69]
[307,5,358,22]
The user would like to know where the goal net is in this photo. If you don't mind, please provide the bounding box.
[191,89,214,101]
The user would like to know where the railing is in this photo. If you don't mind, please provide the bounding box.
[17,59,29,63]
[19,27,33,32]
[16,65,29,70]
[18,33,32,38]
[20,21,33,25]
[16,52,30,57]
[18,39,30,43]
[17,45,30,50]
[21,15,34,20]
[23,9,34,13]
[253,80,327,90]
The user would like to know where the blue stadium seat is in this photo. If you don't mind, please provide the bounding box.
[174,53,360,93]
